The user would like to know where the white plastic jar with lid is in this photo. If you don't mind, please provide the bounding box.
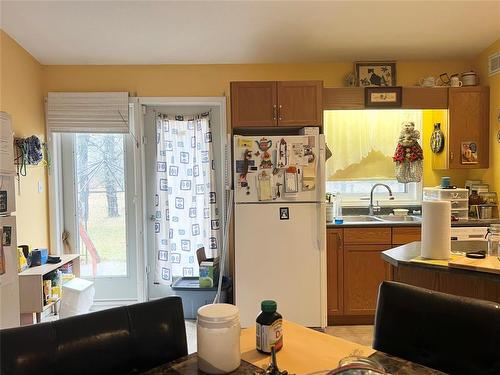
[197,303,241,374]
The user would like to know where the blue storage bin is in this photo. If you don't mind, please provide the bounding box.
[171,277,228,319]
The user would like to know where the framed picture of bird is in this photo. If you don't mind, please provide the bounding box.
[355,61,396,87]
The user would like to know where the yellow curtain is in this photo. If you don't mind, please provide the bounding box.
[324,110,423,181]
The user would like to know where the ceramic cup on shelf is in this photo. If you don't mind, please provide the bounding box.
[450,76,463,87]
[461,71,478,86]
[419,76,436,87]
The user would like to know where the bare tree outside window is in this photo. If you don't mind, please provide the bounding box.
[75,134,126,277]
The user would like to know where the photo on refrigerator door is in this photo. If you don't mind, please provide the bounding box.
[233,135,321,203]
[279,207,289,220]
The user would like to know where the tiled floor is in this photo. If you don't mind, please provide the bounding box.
[325,325,374,347]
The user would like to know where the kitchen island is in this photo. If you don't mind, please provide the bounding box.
[382,241,500,303]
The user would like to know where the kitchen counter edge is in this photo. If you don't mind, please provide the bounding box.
[327,219,500,228]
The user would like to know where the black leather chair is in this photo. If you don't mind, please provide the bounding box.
[0,296,188,375]
[374,281,500,375]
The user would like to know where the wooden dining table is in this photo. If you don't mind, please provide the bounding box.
[145,320,444,374]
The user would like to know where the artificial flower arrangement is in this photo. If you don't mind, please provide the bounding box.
[393,122,424,183]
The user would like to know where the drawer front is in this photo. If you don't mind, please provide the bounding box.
[392,227,421,245]
[344,227,392,244]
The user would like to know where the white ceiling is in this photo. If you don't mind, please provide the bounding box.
[1,1,499,65]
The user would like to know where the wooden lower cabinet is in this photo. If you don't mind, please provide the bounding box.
[343,244,392,316]
[327,229,343,316]
[392,227,421,245]
[391,264,438,290]
[392,264,500,303]
[327,226,420,325]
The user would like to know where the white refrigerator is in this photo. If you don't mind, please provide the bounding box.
[0,111,20,329]
[233,134,326,328]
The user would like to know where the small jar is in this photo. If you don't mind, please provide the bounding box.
[256,300,283,354]
[197,304,241,374]
[469,190,482,206]
[486,224,500,258]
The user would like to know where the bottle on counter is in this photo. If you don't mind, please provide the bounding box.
[334,192,344,224]
[469,190,482,205]
[486,224,500,258]
[256,300,283,354]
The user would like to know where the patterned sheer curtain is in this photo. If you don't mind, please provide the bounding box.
[154,112,220,284]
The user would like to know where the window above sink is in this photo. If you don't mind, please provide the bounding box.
[323,109,445,207]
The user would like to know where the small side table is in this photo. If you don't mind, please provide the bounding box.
[19,254,80,324]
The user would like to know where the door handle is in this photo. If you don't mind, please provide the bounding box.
[272,104,277,120]
[278,104,283,121]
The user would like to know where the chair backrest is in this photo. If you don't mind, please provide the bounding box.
[0,296,187,375]
[373,281,500,375]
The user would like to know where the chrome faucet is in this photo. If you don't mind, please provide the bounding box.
[369,184,394,216]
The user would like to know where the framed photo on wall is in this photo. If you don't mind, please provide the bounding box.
[355,61,396,87]
[365,86,402,108]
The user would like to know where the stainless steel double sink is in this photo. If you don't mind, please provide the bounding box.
[340,215,422,224]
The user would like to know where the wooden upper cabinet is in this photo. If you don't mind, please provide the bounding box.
[402,87,448,109]
[323,88,364,110]
[230,80,323,128]
[277,81,323,126]
[231,81,277,127]
[448,86,490,169]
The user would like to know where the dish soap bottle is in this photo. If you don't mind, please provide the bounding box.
[334,192,344,224]
[256,300,283,354]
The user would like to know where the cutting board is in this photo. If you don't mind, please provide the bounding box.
[448,255,500,275]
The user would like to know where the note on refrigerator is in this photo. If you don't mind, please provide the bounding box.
[0,112,15,176]
[258,174,272,201]
[302,165,316,191]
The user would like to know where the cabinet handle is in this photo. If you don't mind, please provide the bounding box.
[278,105,283,121]
[450,151,454,161]
[336,234,341,248]
[272,104,277,120]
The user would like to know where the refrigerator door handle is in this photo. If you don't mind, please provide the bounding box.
[318,134,326,202]
[317,201,328,329]
[318,202,326,251]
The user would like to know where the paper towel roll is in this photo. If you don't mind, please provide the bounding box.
[421,200,451,260]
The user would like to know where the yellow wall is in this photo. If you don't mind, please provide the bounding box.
[474,39,500,193]
[42,61,475,96]
[1,28,496,246]
[42,60,482,188]
[0,30,49,249]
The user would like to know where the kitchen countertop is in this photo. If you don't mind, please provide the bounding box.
[381,241,500,280]
[327,218,500,228]
[381,241,489,269]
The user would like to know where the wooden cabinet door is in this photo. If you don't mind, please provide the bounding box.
[327,229,343,317]
[231,81,277,127]
[392,227,421,245]
[448,87,490,169]
[343,244,392,316]
[277,81,323,126]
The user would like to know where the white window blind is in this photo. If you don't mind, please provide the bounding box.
[46,92,129,133]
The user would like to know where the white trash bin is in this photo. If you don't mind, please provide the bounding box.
[59,278,95,319]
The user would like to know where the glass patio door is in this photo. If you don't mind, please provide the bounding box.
[61,133,138,301]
